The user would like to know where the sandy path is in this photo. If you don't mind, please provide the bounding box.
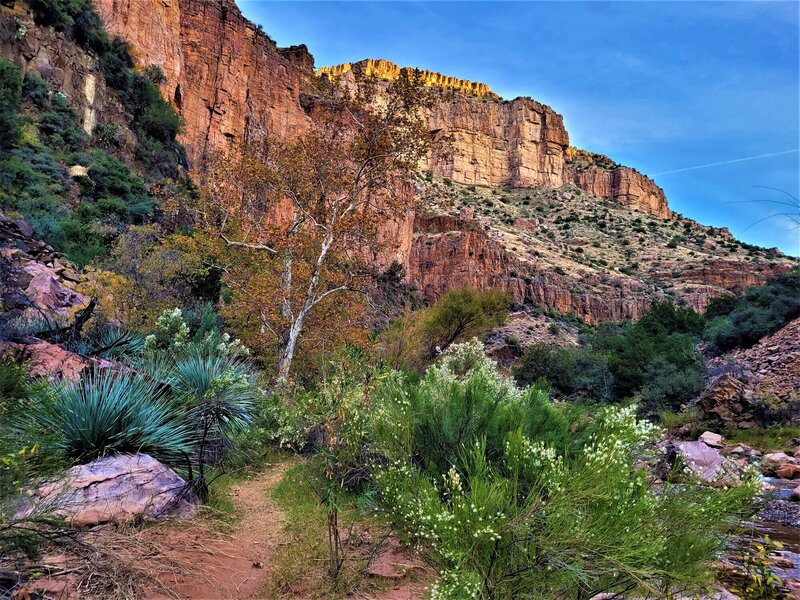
[141,462,291,600]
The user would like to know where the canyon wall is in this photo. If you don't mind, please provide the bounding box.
[92,0,669,217]
[7,0,782,325]
[95,0,314,165]
[568,166,670,218]
[320,59,668,215]
[427,95,569,189]
[407,214,657,323]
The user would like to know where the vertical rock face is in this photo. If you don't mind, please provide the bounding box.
[427,96,569,189]
[95,0,314,165]
[95,1,668,216]
[568,166,670,218]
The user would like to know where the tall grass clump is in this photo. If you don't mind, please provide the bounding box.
[28,370,191,464]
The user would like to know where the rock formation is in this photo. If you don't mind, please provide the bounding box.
[0,338,115,381]
[94,0,315,165]
[699,317,800,427]
[16,454,198,527]
[568,165,670,218]
[0,4,135,151]
[663,440,737,486]
[91,5,668,216]
[317,58,498,99]
[0,212,87,322]
[427,94,569,189]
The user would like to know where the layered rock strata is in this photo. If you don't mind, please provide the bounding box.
[95,0,314,165]
[88,0,669,216]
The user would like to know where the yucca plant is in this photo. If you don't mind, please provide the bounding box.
[168,355,257,500]
[29,369,191,465]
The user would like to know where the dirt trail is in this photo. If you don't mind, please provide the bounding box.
[25,459,428,599]
[141,462,291,599]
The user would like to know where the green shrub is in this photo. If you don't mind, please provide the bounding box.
[516,300,705,409]
[514,343,614,402]
[0,361,65,500]
[370,342,759,599]
[38,93,85,151]
[0,59,22,156]
[27,370,191,464]
[704,268,800,355]
[22,73,50,108]
[422,288,510,354]
[380,288,510,371]
[168,354,257,499]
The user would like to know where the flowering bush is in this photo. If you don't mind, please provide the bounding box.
[143,308,190,355]
[143,307,249,361]
[370,341,759,599]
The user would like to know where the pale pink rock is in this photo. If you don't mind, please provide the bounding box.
[17,454,197,527]
[698,431,723,448]
[669,441,738,485]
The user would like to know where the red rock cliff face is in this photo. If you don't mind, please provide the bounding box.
[97,2,669,217]
[407,214,655,324]
[568,166,670,218]
[95,0,314,166]
[427,96,569,189]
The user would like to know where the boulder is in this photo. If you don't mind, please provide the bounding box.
[792,485,800,502]
[20,262,89,318]
[775,463,800,480]
[761,452,797,477]
[730,444,753,456]
[698,431,723,448]
[664,441,738,485]
[0,339,115,381]
[17,454,197,527]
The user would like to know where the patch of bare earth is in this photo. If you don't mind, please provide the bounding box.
[18,460,432,599]
[140,463,291,599]
[17,463,288,600]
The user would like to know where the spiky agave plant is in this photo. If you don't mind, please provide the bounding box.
[168,355,258,500]
[29,369,191,465]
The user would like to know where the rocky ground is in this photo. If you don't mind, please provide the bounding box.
[412,176,795,324]
[666,430,800,597]
[700,317,800,429]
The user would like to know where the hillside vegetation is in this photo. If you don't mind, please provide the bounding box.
[1,2,799,599]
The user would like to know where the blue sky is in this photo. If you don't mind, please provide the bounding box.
[239,1,800,256]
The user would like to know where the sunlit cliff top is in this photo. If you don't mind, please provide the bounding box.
[316,58,500,99]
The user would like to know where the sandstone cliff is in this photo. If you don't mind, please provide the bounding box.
[317,58,498,99]
[8,0,791,326]
[568,166,670,218]
[320,60,668,217]
[95,0,314,165]
[91,0,670,218]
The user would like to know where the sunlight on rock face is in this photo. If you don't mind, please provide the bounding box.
[316,58,499,99]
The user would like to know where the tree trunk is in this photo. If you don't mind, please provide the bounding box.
[275,232,335,380]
